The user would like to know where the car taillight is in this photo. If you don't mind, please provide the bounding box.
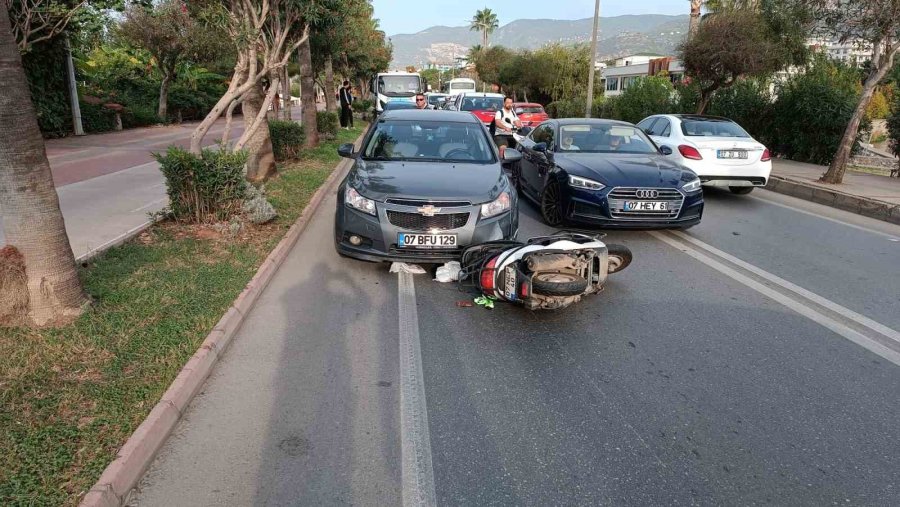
[678,145,703,160]
[761,148,771,162]
[480,257,498,291]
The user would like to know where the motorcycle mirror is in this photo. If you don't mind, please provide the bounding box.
[337,143,355,158]
[533,142,548,153]
[502,148,523,164]
[659,145,673,156]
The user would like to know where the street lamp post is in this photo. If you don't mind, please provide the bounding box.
[585,0,601,118]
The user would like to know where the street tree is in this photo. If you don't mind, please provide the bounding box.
[806,0,900,184]
[688,0,703,36]
[678,8,803,114]
[469,8,498,48]
[5,0,85,51]
[1,5,87,326]
[118,0,220,120]
[474,45,513,89]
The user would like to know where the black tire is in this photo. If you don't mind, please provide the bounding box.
[540,180,564,226]
[729,186,754,195]
[509,161,522,191]
[606,243,633,274]
[531,272,588,296]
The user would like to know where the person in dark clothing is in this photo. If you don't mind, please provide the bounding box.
[339,80,353,130]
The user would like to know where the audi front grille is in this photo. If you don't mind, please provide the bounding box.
[607,187,684,220]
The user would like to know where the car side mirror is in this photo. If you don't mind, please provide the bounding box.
[533,142,547,153]
[337,143,355,158]
[519,126,533,136]
[659,145,673,156]
[502,148,522,164]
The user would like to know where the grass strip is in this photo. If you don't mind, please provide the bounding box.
[0,124,365,506]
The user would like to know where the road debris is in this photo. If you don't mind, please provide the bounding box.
[389,262,426,274]
[473,295,497,309]
[434,261,461,282]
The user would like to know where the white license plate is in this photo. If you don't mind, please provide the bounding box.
[624,201,668,211]
[717,150,748,159]
[398,233,457,248]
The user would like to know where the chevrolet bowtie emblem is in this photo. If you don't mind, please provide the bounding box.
[417,205,441,216]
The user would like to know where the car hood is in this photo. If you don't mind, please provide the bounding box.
[350,159,505,204]
[555,152,694,188]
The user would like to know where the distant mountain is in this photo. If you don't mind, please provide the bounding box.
[388,14,690,69]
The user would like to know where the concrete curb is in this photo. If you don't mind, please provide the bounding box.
[79,133,362,507]
[765,175,900,226]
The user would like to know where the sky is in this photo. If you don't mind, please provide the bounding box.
[372,0,689,37]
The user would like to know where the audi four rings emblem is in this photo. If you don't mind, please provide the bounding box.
[636,189,659,199]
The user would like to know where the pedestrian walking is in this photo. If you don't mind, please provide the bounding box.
[339,80,353,130]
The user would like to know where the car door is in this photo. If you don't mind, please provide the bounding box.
[521,124,556,197]
[646,117,674,153]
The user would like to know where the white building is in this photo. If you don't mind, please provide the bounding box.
[599,55,685,97]
[809,39,873,67]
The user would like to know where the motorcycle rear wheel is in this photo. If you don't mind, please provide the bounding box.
[531,272,588,297]
[606,244,633,274]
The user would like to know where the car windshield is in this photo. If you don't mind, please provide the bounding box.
[427,95,446,106]
[681,119,750,137]
[362,120,496,163]
[378,76,421,97]
[460,97,503,112]
[558,124,658,154]
[516,106,545,114]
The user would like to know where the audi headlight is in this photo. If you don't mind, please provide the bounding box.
[568,175,605,191]
[480,191,511,218]
[345,186,376,215]
[682,177,702,193]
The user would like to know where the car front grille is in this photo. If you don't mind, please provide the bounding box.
[607,187,684,220]
[386,210,470,231]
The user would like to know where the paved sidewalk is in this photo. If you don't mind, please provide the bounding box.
[0,119,244,260]
[768,159,900,225]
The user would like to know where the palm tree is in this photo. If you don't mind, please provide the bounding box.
[466,44,483,66]
[469,8,499,48]
[0,7,87,326]
[688,0,704,36]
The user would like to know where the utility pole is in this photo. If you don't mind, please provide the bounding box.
[64,36,84,136]
[585,0,600,118]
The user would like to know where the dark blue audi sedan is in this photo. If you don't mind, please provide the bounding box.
[515,118,704,229]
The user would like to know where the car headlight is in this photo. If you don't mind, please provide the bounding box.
[682,177,702,193]
[568,175,605,191]
[345,186,376,215]
[480,191,511,218]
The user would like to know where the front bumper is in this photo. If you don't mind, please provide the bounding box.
[563,186,704,229]
[334,186,519,263]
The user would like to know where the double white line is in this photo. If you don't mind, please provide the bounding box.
[650,230,900,367]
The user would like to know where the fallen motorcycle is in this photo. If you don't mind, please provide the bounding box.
[458,232,632,310]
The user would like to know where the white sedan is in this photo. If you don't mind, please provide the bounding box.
[636,114,771,195]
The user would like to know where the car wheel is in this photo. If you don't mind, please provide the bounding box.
[531,272,588,297]
[540,180,564,226]
[729,186,754,195]
[605,244,633,274]
[509,162,522,191]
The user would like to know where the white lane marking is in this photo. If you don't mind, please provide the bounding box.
[130,197,168,213]
[749,192,900,241]
[648,231,900,367]
[670,230,900,346]
[397,271,437,506]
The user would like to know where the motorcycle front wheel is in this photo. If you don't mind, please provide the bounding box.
[606,244,633,274]
[531,272,588,297]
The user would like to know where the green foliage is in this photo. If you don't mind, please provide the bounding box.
[352,98,373,112]
[546,99,586,119]
[771,57,870,165]
[866,89,890,120]
[609,75,675,124]
[154,147,248,223]
[317,111,339,137]
[79,101,117,133]
[475,46,514,87]
[706,80,775,146]
[22,39,71,137]
[268,120,306,161]
[887,92,900,161]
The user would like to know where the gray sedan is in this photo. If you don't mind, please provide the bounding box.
[334,110,521,262]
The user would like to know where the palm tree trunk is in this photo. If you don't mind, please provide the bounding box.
[324,56,337,113]
[298,36,319,148]
[0,6,87,326]
[689,0,702,37]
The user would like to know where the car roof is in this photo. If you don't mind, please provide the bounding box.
[458,92,504,98]
[671,114,733,122]
[554,118,636,127]
[513,102,544,107]
[379,110,482,123]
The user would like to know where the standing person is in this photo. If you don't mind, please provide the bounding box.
[347,83,355,128]
[339,80,353,130]
[493,96,522,148]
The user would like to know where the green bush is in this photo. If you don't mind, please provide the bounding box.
[123,104,162,129]
[317,111,339,137]
[154,147,248,223]
[352,99,373,113]
[79,102,118,133]
[608,75,675,124]
[23,39,70,137]
[772,57,870,165]
[887,93,900,162]
[546,98,584,119]
[268,120,306,161]
[706,80,775,147]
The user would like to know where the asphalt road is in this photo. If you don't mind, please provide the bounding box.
[133,184,900,506]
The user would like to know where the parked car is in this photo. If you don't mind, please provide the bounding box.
[636,114,771,195]
[515,119,703,228]
[453,92,505,128]
[513,102,549,127]
[334,110,521,262]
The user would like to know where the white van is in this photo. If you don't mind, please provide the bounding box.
[447,78,476,98]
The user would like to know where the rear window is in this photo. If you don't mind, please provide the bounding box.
[460,97,503,112]
[515,106,545,114]
[451,82,476,90]
[681,119,750,137]
[362,120,496,163]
